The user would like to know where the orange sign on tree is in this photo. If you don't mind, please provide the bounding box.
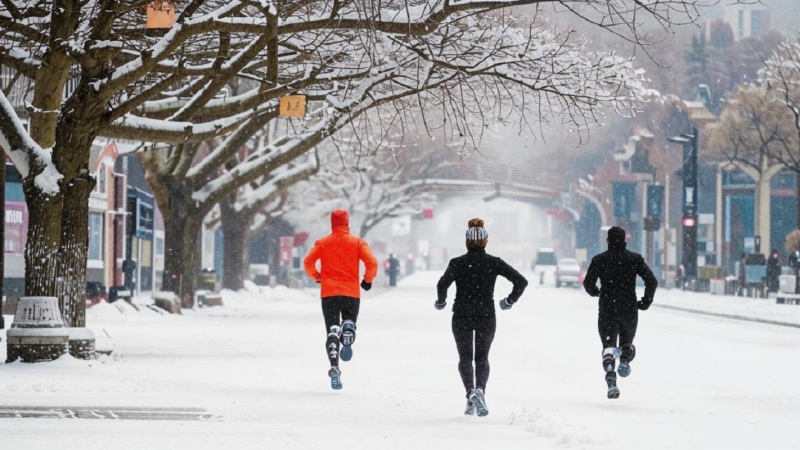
[279,95,306,118]
[146,1,176,29]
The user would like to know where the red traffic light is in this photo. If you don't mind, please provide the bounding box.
[682,216,696,227]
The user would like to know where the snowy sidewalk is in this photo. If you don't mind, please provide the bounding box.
[653,287,800,328]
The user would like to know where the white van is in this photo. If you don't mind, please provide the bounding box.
[532,248,558,285]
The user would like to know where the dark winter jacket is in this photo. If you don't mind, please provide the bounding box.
[437,248,528,317]
[583,242,657,309]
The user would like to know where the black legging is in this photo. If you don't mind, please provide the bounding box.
[452,315,497,394]
[598,306,638,372]
[321,296,360,332]
[598,307,638,349]
[321,296,359,367]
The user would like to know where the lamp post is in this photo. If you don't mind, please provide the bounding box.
[668,127,699,279]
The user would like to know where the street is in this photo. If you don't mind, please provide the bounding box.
[1,271,799,449]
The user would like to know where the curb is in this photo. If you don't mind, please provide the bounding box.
[654,303,800,329]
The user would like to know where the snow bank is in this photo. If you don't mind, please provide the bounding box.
[656,288,800,327]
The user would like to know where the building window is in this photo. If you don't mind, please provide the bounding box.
[88,212,103,261]
[737,10,745,39]
[203,228,214,253]
[750,10,761,35]
[155,236,164,256]
[136,200,154,239]
[96,165,106,193]
[97,164,106,194]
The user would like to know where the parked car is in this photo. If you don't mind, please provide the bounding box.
[532,248,558,285]
[556,258,582,288]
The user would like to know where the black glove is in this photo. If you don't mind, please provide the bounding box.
[435,299,447,310]
[637,297,653,311]
[587,288,600,297]
[498,297,514,310]
[360,280,372,291]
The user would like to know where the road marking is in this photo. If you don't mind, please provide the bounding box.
[0,406,219,421]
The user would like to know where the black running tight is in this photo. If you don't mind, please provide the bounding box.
[452,315,497,394]
[321,296,360,332]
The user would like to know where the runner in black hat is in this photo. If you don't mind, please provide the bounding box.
[583,226,657,399]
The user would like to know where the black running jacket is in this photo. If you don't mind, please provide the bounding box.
[583,242,658,308]
[437,248,528,317]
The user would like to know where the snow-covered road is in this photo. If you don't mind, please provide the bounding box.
[2,270,799,449]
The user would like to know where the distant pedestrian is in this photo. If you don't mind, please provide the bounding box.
[303,209,378,390]
[436,217,528,417]
[385,253,400,287]
[789,249,800,275]
[583,226,658,399]
[738,253,747,296]
[766,249,781,294]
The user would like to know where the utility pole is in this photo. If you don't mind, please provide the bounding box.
[668,127,699,278]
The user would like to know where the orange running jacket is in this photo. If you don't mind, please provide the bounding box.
[303,210,378,299]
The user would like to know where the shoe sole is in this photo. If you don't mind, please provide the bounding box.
[470,394,489,417]
[607,387,620,399]
[331,379,342,390]
[340,345,353,362]
[341,330,355,346]
[329,368,342,390]
[618,363,631,378]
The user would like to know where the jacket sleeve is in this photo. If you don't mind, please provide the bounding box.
[437,260,457,302]
[583,258,601,297]
[637,256,658,300]
[496,258,528,303]
[303,242,322,281]
[360,239,378,283]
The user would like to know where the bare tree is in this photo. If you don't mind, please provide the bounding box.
[0,1,739,320]
[706,84,791,253]
[313,122,444,238]
[761,39,800,227]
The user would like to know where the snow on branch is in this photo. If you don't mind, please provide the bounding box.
[0,90,62,194]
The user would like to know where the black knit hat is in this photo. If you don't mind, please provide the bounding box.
[608,226,626,244]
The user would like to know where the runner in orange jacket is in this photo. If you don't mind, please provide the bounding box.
[303,209,378,389]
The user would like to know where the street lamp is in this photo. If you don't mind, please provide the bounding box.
[668,127,699,279]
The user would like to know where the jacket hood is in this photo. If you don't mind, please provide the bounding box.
[331,209,350,228]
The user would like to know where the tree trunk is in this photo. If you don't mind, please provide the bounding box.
[162,211,203,308]
[58,178,93,326]
[22,159,94,327]
[220,195,250,291]
[157,182,205,308]
[756,175,771,254]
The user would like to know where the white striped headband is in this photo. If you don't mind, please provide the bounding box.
[466,227,488,241]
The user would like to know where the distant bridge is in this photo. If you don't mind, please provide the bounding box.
[412,178,561,206]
